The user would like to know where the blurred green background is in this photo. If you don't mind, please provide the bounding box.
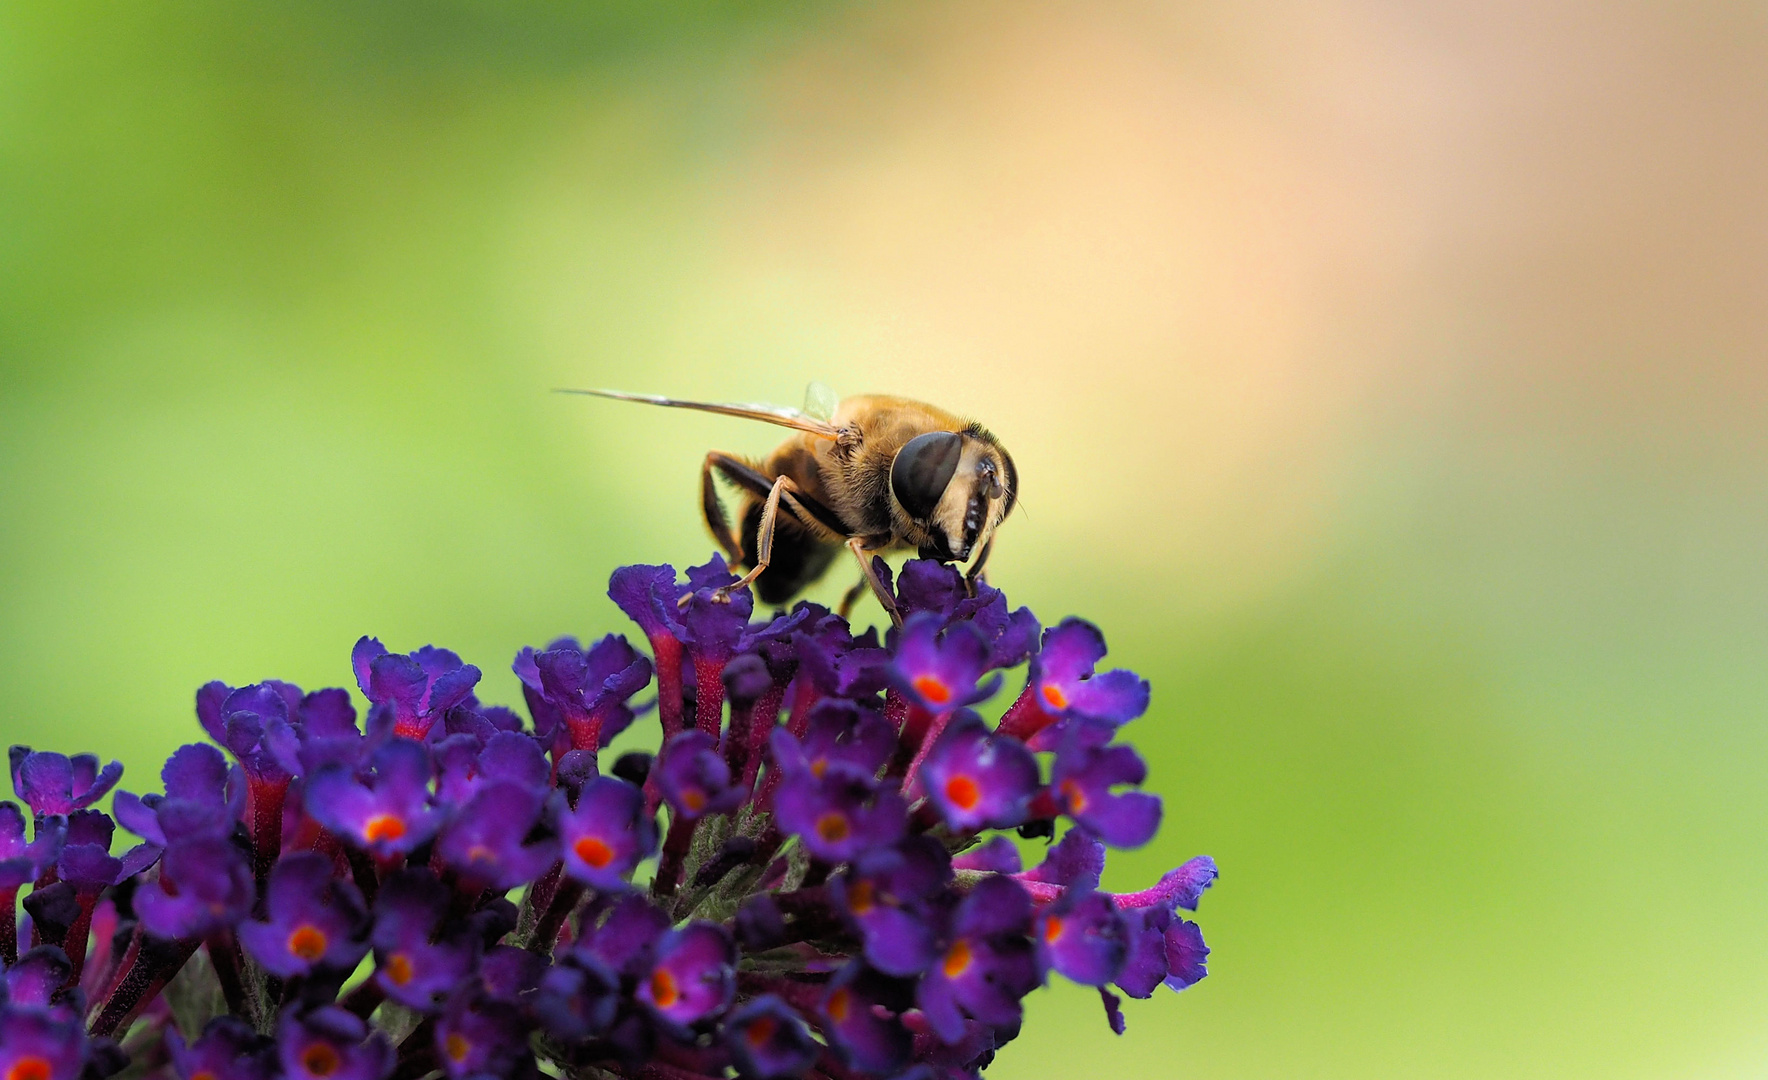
[4,1,1767,1076]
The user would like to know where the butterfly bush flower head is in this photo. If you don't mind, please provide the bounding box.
[3,552,1214,1080]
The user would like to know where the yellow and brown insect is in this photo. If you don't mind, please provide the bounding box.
[561,386,1018,623]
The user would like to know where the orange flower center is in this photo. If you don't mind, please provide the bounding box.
[745,1015,778,1047]
[1042,683,1068,710]
[444,1034,471,1063]
[191,1072,218,1080]
[287,924,328,962]
[912,675,953,705]
[1059,779,1088,814]
[363,814,406,844]
[681,788,708,814]
[649,968,680,1009]
[574,835,614,869]
[815,812,850,844]
[847,879,876,916]
[8,1057,52,1080]
[301,1044,340,1077]
[942,939,973,979]
[943,775,981,811]
[825,987,852,1023]
[1042,915,1065,943]
[384,952,414,986]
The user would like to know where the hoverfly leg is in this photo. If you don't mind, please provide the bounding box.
[963,536,995,598]
[845,536,903,628]
[699,452,747,567]
[835,577,869,621]
[714,474,792,604]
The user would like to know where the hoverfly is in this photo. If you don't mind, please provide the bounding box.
[561,383,1017,624]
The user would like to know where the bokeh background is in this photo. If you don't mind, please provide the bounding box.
[4,2,1766,1076]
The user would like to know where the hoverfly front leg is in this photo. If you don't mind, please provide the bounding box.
[845,536,903,628]
[835,577,869,621]
[711,473,795,605]
[963,536,995,598]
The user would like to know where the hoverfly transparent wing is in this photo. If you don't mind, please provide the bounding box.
[555,387,842,440]
[802,381,839,424]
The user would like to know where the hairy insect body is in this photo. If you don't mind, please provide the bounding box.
[564,388,1017,622]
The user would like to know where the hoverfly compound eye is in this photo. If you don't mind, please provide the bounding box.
[891,431,964,521]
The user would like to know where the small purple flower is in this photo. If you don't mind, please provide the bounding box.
[1,807,61,962]
[352,637,482,742]
[608,564,687,644]
[659,556,811,738]
[1162,917,1209,991]
[200,681,360,870]
[609,564,689,735]
[434,780,557,891]
[724,995,819,1079]
[576,894,671,978]
[237,853,369,978]
[888,616,1000,713]
[919,714,1039,833]
[833,836,952,977]
[772,772,906,864]
[0,802,61,883]
[892,560,969,623]
[767,699,895,785]
[4,945,76,1012]
[514,635,652,753]
[0,1006,87,1080]
[554,777,655,892]
[1107,855,1218,913]
[916,875,1040,1044]
[1018,828,1106,893]
[268,687,367,777]
[533,952,620,1043]
[8,747,122,819]
[1000,619,1148,749]
[197,681,298,786]
[370,869,477,1012]
[654,731,741,820]
[664,560,750,659]
[113,743,238,853]
[36,811,121,977]
[1049,739,1162,849]
[278,1006,393,1080]
[722,652,774,709]
[792,613,887,699]
[436,990,532,1080]
[635,922,735,1031]
[165,1017,276,1080]
[476,945,545,1003]
[303,739,442,857]
[893,560,1041,669]
[821,962,914,1076]
[134,837,253,941]
[1036,890,1128,987]
[1114,906,1210,999]
[656,559,752,738]
[56,810,120,891]
[951,835,1020,874]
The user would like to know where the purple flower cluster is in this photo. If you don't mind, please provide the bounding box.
[1,555,1215,1080]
